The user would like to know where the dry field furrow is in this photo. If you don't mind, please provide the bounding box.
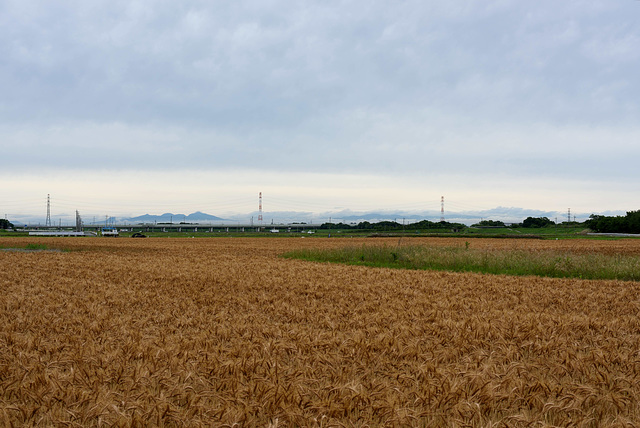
[1,237,640,426]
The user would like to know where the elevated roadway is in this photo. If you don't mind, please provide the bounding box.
[80,222,323,233]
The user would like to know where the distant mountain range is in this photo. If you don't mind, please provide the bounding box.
[123,211,228,223]
[10,207,625,227]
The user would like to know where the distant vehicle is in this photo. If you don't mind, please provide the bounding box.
[131,232,147,238]
[270,229,280,233]
[101,227,119,237]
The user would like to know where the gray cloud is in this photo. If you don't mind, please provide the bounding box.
[2,0,639,194]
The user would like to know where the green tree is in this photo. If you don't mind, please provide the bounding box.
[0,219,14,229]
[522,217,554,228]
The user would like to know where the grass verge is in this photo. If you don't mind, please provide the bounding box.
[24,243,49,250]
[0,243,70,252]
[284,244,640,281]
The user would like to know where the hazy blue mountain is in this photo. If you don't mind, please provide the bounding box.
[335,213,424,222]
[125,212,227,223]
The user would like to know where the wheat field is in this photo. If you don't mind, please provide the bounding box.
[1,237,640,426]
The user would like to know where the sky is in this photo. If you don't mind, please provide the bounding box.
[1,0,639,224]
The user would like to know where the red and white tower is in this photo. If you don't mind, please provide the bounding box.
[440,196,445,222]
[258,192,263,224]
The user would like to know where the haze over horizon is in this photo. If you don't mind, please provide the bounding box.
[2,1,638,219]
[4,203,626,228]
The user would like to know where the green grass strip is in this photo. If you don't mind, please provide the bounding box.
[283,244,640,281]
[24,243,49,251]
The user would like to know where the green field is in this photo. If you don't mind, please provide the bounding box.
[284,242,640,281]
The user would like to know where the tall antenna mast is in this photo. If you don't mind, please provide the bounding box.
[45,194,51,227]
[440,196,445,222]
[568,208,571,224]
[258,192,263,224]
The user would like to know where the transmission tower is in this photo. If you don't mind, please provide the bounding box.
[45,194,51,227]
[440,196,445,222]
[258,192,263,224]
[75,210,83,232]
[568,208,571,224]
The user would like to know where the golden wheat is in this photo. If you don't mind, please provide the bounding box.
[1,237,640,426]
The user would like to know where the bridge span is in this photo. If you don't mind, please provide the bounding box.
[80,222,323,233]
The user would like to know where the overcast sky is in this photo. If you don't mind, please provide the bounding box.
[1,0,639,222]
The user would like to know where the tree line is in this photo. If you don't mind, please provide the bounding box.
[319,217,566,231]
[585,211,640,234]
[319,219,466,231]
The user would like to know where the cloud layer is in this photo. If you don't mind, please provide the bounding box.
[2,0,639,216]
